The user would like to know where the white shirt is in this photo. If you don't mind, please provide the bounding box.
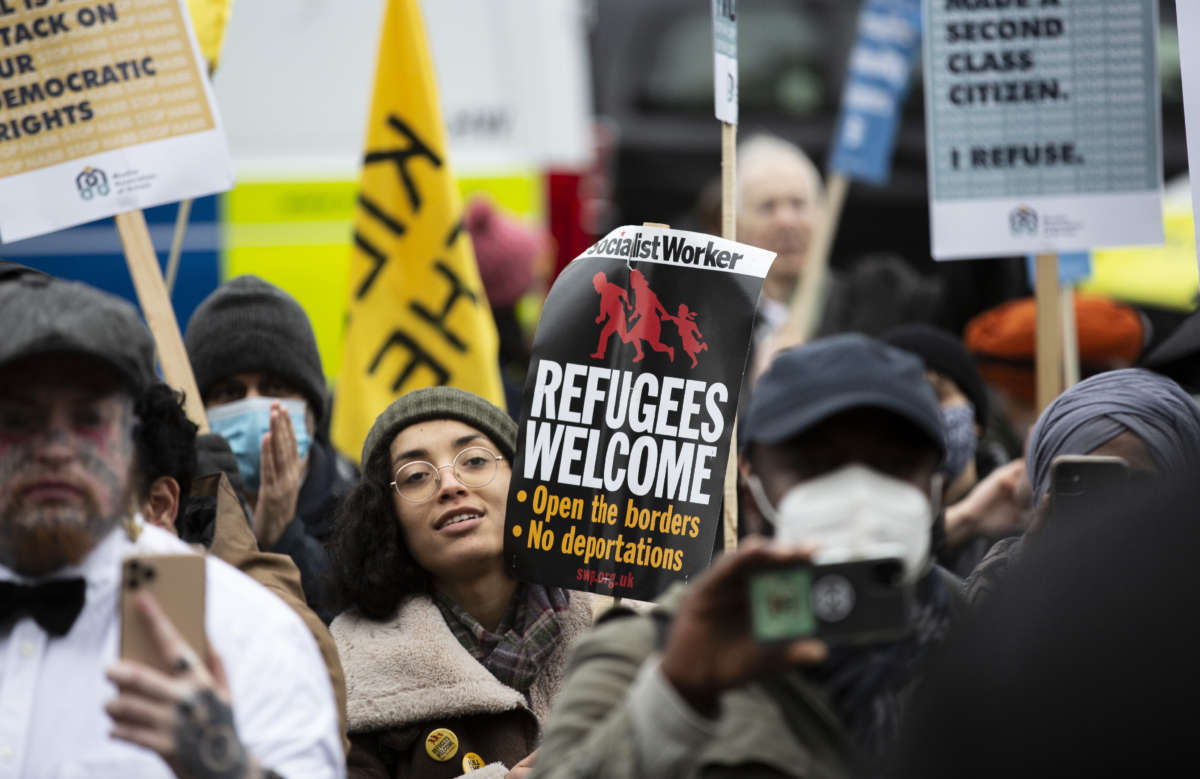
[0,523,344,779]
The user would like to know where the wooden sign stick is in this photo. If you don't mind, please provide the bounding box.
[116,209,209,432]
[1060,285,1080,387]
[1035,252,1065,412]
[785,173,850,343]
[720,121,740,554]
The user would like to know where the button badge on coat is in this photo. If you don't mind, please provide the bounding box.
[425,728,459,762]
[462,752,485,772]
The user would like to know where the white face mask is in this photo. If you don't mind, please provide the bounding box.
[753,464,935,583]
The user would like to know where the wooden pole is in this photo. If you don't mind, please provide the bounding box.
[1060,286,1080,388]
[1035,252,1064,412]
[116,210,209,432]
[720,121,739,554]
[164,198,193,295]
[785,173,850,342]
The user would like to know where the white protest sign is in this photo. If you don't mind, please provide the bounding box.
[0,0,232,243]
[923,0,1164,260]
[712,0,737,124]
[1176,0,1200,271]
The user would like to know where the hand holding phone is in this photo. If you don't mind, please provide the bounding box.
[119,553,206,672]
[658,540,829,715]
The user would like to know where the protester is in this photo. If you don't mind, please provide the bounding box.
[964,368,1200,605]
[531,335,961,778]
[893,473,1200,777]
[185,274,357,623]
[737,134,825,350]
[328,387,594,778]
[465,196,551,415]
[964,294,1146,454]
[0,276,342,777]
[883,324,1028,577]
[131,382,350,754]
[817,254,943,339]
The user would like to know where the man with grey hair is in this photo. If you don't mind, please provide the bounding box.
[736,134,825,350]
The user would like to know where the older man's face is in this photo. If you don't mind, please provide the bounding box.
[738,154,822,302]
[0,354,136,576]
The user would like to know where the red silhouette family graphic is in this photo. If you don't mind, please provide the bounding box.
[591,269,709,368]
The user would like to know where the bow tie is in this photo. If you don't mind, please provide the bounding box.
[0,578,86,637]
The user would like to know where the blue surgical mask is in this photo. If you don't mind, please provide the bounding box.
[940,402,977,481]
[206,397,311,492]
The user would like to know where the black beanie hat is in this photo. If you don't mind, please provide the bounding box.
[883,324,989,427]
[184,275,327,423]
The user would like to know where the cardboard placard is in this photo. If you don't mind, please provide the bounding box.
[0,0,232,242]
[923,0,1164,259]
[712,0,737,124]
[504,226,773,600]
[830,0,922,184]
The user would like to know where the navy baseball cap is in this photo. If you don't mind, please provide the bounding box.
[744,334,944,457]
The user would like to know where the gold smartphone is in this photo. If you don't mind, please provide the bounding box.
[119,554,206,672]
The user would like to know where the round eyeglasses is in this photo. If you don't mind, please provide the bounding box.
[390,446,505,502]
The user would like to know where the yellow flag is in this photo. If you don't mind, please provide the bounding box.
[185,0,234,70]
[331,0,504,463]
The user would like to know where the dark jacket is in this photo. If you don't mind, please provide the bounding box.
[273,437,358,624]
[331,592,595,779]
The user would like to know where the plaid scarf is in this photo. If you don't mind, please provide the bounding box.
[434,583,571,694]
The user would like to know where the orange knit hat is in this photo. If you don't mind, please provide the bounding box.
[964,294,1145,403]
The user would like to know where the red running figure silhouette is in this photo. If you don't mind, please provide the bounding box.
[591,271,631,359]
[627,269,675,363]
[666,303,708,368]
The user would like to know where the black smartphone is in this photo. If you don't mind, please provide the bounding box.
[1048,455,1130,523]
[748,557,913,646]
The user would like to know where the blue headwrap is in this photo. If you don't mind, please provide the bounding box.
[1027,369,1200,504]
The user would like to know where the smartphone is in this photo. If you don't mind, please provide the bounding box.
[119,554,206,672]
[748,557,912,646]
[1048,455,1130,523]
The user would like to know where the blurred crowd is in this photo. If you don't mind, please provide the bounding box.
[3,132,1200,779]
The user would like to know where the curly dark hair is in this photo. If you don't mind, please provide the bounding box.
[133,383,199,502]
[328,443,430,620]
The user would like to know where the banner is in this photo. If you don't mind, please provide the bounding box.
[0,0,232,242]
[184,0,232,69]
[1177,0,1200,272]
[830,0,922,184]
[504,226,773,601]
[331,0,503,462]
[711,0,737,124]
[923,0,1164,259]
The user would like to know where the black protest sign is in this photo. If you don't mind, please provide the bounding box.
[504,226,774,600]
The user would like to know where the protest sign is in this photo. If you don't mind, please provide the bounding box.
[831,0,922,184]
[504,225,773,601]
[923,0,1164,259]
[712,0,736,125]
[1177,0,1200,271]
[0,0,232,243]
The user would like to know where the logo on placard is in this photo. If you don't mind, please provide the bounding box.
[590,266,709,368]
[1009,205,1039,236]
[76,167,110,201]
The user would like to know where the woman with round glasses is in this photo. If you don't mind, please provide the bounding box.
[328,387,594,778]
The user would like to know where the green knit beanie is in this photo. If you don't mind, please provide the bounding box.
[360,387,517,470]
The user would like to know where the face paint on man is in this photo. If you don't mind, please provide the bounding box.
[0,354,137,577]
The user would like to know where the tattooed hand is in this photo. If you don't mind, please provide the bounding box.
[106,591,269,779]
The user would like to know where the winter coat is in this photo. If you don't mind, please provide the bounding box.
[332,591,594,779]
[530,585,852,779]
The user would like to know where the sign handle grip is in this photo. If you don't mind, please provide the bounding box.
[116,210,209,433]
[1035,252,1064,412]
